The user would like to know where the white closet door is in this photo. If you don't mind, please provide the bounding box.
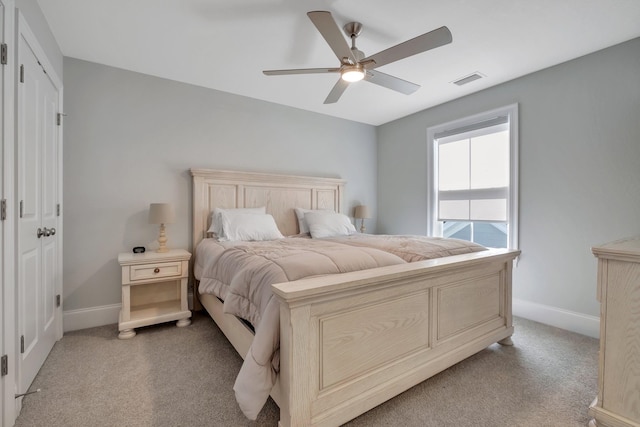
[16,30,59,394]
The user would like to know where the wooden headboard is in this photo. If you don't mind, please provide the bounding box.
[190,168,345,249]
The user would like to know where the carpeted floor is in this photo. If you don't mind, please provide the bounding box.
[14,313,598,427]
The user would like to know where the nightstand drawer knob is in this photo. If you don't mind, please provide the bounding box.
[153,267,160,273]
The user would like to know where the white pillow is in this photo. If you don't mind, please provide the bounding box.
[219,213,284,242]
[294,207,333,234]
[207,207,266,238]
[304,211,357,239]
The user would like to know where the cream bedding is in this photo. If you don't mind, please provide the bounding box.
[195,235,485,419]
[326,234,486,262]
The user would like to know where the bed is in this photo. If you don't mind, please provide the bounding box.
[191,168,520,427]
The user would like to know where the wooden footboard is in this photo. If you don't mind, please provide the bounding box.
[272,248,519,427]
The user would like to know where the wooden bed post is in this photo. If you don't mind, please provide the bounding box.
[277,303,313,427]
[498,258,514,346]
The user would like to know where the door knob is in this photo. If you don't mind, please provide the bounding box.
[43,227,51,237]
[50,228,56,236]
[37,228,44,238]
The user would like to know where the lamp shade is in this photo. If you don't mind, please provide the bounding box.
[148,203,175,224]
[354,205,371,219]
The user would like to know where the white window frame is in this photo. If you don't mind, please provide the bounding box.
[427,104,519,249]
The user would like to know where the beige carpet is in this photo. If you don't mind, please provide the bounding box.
[14,313,598,427]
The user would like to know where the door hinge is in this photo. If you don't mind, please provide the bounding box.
[19,200,23,218]
[57,113,66,126]
[1,199,6,220]
[20,64,24,83]
[20,336,24,354]
[0,43,7,65]
[1,355,7,376]
[56,294,61,307]
[57,203,61,216]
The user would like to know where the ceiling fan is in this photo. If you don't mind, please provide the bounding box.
[263,11,452,104]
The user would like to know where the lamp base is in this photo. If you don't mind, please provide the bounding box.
[157,223,169,253]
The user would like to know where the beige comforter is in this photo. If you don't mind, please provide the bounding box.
[195,235,485,419]
[327,234,487,262]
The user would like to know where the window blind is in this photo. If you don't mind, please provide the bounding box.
[434,115,509,143]
[436,118,509,223]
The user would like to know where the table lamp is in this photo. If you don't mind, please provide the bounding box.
[148,203,175,253]
[354,205,371,233]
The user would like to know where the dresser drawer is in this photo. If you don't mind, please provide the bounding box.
[129,261,182,282]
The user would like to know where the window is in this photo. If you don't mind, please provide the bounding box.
[427,104,518,249]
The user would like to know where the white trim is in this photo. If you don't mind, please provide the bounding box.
[1,1,15,426]
[63,304,121,333]
[513,298,600,339]
[63,290,194,332]
[55,88,63,340]
[508,104,519,250]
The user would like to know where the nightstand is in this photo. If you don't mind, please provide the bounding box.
[117,248,192,339]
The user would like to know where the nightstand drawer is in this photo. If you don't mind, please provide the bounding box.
[129,261,182,282]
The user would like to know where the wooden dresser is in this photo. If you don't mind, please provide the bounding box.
[589,237,640,427]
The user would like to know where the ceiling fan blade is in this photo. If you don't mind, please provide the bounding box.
[364,69,420,94]
[324,79,349,104]
[307,11,356,64]
[263,68,340,76]
[363,26,452,69]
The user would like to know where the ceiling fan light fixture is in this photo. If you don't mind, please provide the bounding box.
[341,65,365,82]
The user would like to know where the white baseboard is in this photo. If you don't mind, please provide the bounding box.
[63,291,194,333]
[63,303,121,332]
[513,298,600,339]
[64,296,599,338]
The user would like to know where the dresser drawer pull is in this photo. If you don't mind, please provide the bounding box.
[153,267,160,273]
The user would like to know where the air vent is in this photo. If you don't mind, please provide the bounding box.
[452,72,485,86]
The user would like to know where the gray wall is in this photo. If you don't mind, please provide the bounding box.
[63,58,377,312]
[377,38,640,319]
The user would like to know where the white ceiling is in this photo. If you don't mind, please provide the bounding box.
[37,0,640,126]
